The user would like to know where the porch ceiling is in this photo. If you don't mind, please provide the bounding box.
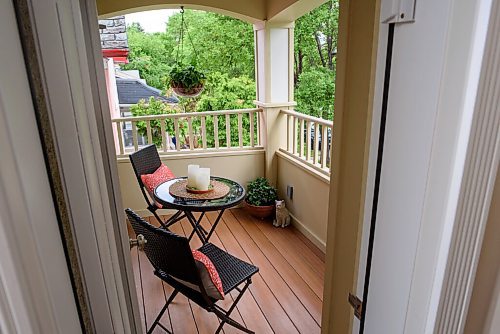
[96,0,327,23]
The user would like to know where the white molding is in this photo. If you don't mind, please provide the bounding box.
[289,213,326,253]
[117,147,265,161]
[435,0,500,331]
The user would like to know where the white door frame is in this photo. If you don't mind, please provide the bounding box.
[13,0,142,332]
[0,1,81,333]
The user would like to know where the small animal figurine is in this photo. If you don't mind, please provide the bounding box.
[273,200,291,228]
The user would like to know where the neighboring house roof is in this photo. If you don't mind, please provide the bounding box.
[116,78,179,105]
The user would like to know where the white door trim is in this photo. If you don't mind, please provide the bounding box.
[16,0,141,332]
[433,0,500,331]
[0,1,81,332]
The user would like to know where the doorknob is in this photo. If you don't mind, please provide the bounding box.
[130,234,147,251]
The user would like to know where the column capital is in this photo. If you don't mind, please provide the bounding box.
[253,21,295,31]
[254,100,297,109]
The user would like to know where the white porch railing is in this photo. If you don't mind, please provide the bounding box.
[280,109,333,175]
[112,108,263,156]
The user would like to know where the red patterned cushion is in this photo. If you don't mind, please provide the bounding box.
[141,164,175,192]
[192,250,224,300]
[140,164,175,209]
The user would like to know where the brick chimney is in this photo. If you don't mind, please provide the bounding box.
[99,16,129,63]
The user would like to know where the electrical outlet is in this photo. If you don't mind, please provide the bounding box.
[286,185,294,200]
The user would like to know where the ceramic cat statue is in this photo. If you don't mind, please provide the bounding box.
[273,200,291,228]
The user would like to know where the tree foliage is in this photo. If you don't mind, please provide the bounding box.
[123,0,339,141]
[294,0,338,118]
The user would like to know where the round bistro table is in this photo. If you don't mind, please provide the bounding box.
[154,176,245,243]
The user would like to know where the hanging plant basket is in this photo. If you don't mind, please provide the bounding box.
[171,82,205,98]
[169,7,207,99]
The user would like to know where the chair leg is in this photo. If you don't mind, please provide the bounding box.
[146,289,178,334]
[214,279,253,334]
[150,208,168,229]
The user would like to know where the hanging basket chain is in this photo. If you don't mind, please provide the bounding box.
[174,6,200,66]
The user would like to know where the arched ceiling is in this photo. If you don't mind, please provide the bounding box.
[97,0,327,23]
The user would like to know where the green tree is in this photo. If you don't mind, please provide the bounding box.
[295,68,335,119]
[294,0,338,120]
[164,11,255,78]
[122,24,172,89]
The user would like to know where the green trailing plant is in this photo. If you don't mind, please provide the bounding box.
[246,177,278,206]
[169,64,206,90]
[130,97,187,147]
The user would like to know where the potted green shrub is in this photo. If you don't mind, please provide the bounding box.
[244,177,278,219]
[169,64,206,98]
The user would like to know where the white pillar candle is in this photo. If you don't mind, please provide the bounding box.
[196,168,211,191]
[187,164,199,188]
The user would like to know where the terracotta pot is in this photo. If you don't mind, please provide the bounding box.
[244,201,275,220]
[171,83,204,98]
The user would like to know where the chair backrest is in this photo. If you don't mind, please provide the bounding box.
[125,209,202,287]
[129,145,162,207]
[129,145,162,187]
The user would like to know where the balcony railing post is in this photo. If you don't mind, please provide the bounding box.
[254,101,296,187]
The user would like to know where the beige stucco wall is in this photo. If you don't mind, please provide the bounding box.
[465,167,500,334]
[277,155,329,251]
[117,150,264,212]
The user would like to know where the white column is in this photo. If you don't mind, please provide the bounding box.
[253,21,296,186]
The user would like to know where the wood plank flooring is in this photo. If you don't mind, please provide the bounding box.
[129,208,324,333]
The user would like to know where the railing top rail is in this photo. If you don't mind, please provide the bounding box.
[111,108,263,122]
[280,109,333,127]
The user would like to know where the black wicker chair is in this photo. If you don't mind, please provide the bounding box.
[126,209,258,334]
[129,145,184,229]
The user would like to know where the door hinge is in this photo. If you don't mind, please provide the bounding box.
[348,293,363,320]
[381,0,416,24]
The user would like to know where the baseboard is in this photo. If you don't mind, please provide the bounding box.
[289,213,326,253]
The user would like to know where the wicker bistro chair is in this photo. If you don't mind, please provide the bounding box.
[129,145,185,229]
[126,209,259,334]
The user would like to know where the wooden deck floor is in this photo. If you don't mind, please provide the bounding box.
[129,208,325,334]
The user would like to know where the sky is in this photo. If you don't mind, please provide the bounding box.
[125,9,179,33]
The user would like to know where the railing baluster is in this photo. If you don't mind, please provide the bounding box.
[225,114,231,148]
[299,119,305,158]
[188,117,194,150]
[313,123,320,164]
[115,121,124,155]
[306,121,312,161]
[293,116,298,155]
[174,118,180,151]
[214,115,219,149]
[201,116,207,149]
[256,112,260,146]
[146,120,153,145]
[328,127,333,172]
[286,115,291,152]
[238,113,243,148]
[132,121,138,152]
[321,125,328,169]
[160,119,167,152]
[250,112,255,147]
